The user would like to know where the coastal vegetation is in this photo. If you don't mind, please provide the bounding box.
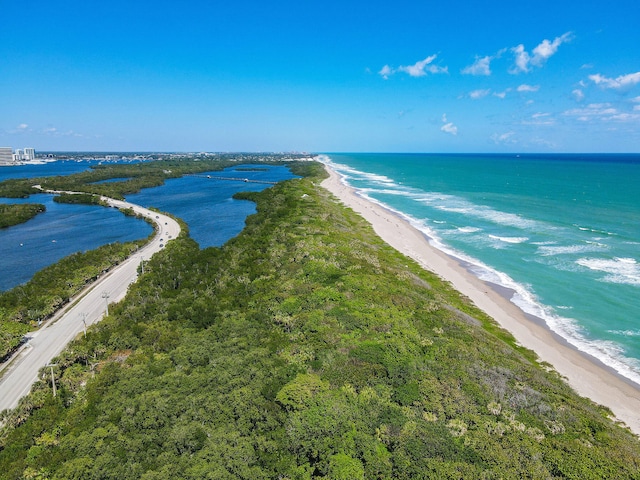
[0,203,45,228]
[0,154,305,361]
[0,154,308,200]
[1,159,639,478]
[0,239,149,361]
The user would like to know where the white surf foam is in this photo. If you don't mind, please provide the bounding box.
[489,234,528,244]
[458,226,481,233]
[576,257,640,286]
[321,155,640,385]
[608,329,640,337]
[537,243,608,256]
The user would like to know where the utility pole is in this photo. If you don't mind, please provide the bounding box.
[101,291,110,317]
[45,364,57,397]
[80,312,87,337]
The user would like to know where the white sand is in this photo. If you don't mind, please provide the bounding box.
[321,164,640,436]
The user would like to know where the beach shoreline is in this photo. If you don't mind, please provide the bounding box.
[320,163,640,436]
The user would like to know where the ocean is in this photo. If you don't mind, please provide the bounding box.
[0,162,296,291]
[321,153,640,386]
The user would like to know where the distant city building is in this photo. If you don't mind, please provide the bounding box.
[24,148,35,161]
[0,147,14,165]
[3,147,37,163]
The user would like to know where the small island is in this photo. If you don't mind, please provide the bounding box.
[0,203,45,229]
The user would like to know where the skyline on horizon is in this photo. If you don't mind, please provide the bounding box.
[2,0,639,153]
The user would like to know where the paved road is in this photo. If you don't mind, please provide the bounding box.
[0,197,180,412]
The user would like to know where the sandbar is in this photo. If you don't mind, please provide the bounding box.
[321,163,640,436]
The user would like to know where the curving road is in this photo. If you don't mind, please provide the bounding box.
[0,196,180,412]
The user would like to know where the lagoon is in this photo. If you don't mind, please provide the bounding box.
[0,162,297,291]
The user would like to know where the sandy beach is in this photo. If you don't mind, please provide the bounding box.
[321,163,640,436]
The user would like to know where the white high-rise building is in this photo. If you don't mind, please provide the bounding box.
[24,148,35,161]
[0,147,14,165]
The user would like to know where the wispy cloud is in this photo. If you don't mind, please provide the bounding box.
[572,89,585,102]
[522,112,555,126]
[469,88,491,100]
[462,48,507,76]
[589,72,640,91]
[378,65,393,80]
[7,123,31,134]
[491,131,517,145]
[510,32,572,74]
[511,45,530,74]
[440,114,458,135]
[379,54,448,79]
[531,32,573,66]
[564,103,640,122]
[517,84,540,93]
[462,55,493,76]
[399,55,447,76]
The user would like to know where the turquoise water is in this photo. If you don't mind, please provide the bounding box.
[322,153,640,385]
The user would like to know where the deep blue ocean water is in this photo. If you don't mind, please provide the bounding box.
[0,161,296,291]
[322,153,640,385]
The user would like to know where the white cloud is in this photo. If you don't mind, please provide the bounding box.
[510,44,531,74]
[493,89,510,99]
[469,89,491,100]
[441,123,458,135]
[398,55,447,77]
[379,65,393,80]
[572,89,585,101]
[517,84,540,93]
[462,55,493,76]
[379,55,447,79]
[8,123,31,134]
[589,72,640,91]
[531,32,573,66]
[608,113,640,121]
[440,114,458,135]
[532,112,550,119]
[563,103,640,122]
[523,113,555,126]
[491,131,517,144]
[510,32,572,73]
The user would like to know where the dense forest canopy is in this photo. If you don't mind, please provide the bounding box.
[1,159,639,479]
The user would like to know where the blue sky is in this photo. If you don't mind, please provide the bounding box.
[1,0,639,152]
